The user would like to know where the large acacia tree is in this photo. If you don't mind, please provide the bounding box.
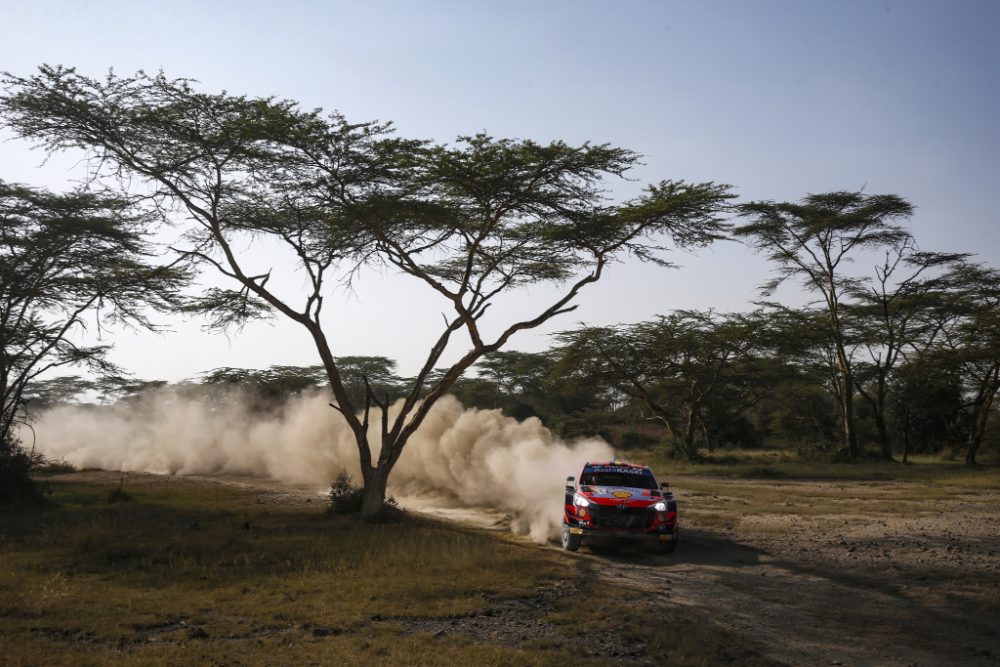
[1,67,733,516]
[0,179,185,498]
[736,192,913,459]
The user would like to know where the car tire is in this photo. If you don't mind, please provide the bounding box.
[561,525,582,552]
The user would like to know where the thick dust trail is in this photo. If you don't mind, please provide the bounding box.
[24,389,612,542]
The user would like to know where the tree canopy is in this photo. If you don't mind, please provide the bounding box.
[1,66,735,513]
[0,179,186,499]
[736,192,915,458]
[0,179,186,442]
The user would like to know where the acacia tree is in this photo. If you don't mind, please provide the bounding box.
[1,67,734,516]
[848,245,968,460]
[0,179,185,498]
[555,311,767,459]
[890,357,963,462]
[934,263,1000,464]
[199,364,328,410]
[735,192,913,459]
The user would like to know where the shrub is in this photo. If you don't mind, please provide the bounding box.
[106,476,134,503]
[0,434,44,505]
[326,470,398,517]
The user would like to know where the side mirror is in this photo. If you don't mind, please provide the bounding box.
[565,476,576,493]
[659,482,669,490]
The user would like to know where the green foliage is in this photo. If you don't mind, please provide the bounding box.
[334,356,404,409]
[0,178,188,445]
[0,433,43,504]
[199,364,328,406]
[553,310,773,458]
[19,375,95,409]
[736,191,916,459]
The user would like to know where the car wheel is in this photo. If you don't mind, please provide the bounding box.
[561,525,582,552]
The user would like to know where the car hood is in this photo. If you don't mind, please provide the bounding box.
[578,485,661,508]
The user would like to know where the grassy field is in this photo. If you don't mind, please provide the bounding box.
[3,454,996,666]
[0,472,772,667]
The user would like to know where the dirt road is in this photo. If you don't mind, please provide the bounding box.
[582,477,1000,667]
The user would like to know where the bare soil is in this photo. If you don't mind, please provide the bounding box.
[585,477,1000,667]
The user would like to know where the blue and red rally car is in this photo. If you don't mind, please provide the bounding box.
[562,461,679,553]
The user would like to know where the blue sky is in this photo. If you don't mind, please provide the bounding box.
[2,1,998,380]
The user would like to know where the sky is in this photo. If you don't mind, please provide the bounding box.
[2,0,999,382]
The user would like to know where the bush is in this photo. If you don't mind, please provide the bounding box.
[0,434,44,505]
[326,470,398,517]
[106,476,134,503]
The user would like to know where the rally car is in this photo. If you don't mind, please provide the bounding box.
[562,461,678,553]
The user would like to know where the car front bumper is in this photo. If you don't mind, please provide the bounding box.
[567,525,677,542]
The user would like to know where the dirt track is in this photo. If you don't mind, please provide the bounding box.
[60,471,1000,666]
[581,478,1000,667]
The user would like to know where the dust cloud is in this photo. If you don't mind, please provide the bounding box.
[25,389,613,542]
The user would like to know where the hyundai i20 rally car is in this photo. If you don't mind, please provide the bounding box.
[562,461,678,553]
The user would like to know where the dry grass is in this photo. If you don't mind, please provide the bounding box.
[0,474,770,666]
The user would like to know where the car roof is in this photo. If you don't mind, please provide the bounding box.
[583,461,651,471]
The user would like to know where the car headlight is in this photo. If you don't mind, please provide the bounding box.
[653,501,668,512]
[573,494,591,507]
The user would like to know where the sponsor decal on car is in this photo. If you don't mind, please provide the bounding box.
[585,464,644,474]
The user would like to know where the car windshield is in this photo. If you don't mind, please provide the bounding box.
[581,472,657,489]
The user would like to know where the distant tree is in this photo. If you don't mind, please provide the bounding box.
[332,356,403,411]
[1,67,734,516]
[467,350,555,420]
[0,179,185,500]
[555,311,768,459]
[756,305,855,454]
[934,263,1000,464]
[20,375,95,409]
[199,364,328,409]
[848,245,968,460]
[890,357,963,462]
[736,192,913,458]
[93,375,169,405]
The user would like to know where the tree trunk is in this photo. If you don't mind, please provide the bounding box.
[966,383,998,466]
[876,380,893,461]
[901,409,910,464]
[965,404,988,466]
[875,411,892,461]
[858,379,892,461]
[841,372,860,458]
[360,464,391,519]
[699,414,714,452]
[965,423,982,466]
[680,404,699,459]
